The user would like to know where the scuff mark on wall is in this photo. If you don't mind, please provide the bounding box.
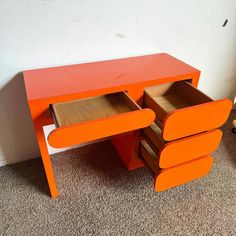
[115,33,126,38]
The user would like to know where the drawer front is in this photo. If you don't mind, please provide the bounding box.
[48,92,155,148]
[139,140,214,191]
[154,156,214,192]
[162,99,231,141]
[139,140,160,177]
[144,81,232,141]
[143,124,222,168]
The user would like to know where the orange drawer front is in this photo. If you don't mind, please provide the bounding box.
[139,140,214,192]
[143,123,222,168]
[154,156,214,192]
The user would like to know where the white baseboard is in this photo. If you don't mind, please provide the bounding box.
[0,125,106,167]
[43,124,107,155]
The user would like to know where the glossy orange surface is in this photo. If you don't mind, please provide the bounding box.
[162,99,232,141]
[48,108,155,148]
[23,53,200,100]
[112,130,144,170]
[159,129,222,168]
[155,156,214,192]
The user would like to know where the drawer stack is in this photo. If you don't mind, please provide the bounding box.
[139,81,232,191]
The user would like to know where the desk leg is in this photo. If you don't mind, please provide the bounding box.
[112,130,144,170]
[35,124,58,198]
[112,86,144,170]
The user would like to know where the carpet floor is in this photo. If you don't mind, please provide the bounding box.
[0,112,236,235]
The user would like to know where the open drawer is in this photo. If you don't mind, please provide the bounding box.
[139,140,214,192]
[144,81,232,141]
[143,123,222,168]
[48,92,155,148]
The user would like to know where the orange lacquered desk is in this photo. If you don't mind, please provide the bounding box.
[23,53,231,198]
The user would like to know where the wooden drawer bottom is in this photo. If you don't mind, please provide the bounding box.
[48,92,155,148]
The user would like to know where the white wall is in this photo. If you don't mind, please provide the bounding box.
[0,0,236,166]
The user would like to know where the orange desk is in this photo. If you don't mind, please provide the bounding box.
[23,53,232,198]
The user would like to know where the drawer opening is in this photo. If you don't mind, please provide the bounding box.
[144,81,212,122]
[47,91,155,148]
[142,123,165,151]
[139,139,160,177]
[140,139,214,192]
[50,92,141,128]
[142,122,222,169]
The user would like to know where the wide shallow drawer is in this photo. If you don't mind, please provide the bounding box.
[144,81,232,141]
[139,140,214,192]
[48,92,155,148]
[143,123,222,168]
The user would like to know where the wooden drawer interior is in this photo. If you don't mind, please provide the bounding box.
[48,92,155,148]
[142,123,164,151]
[51,92,141,127]
[143,81,212,122]
[139,139,160,178]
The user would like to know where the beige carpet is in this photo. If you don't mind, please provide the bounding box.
[0,112,236,235]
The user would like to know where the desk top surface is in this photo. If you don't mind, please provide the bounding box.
[23,53,200,100]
